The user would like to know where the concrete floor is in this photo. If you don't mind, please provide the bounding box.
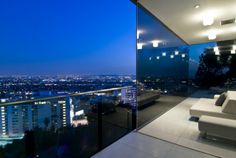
[139,98,236,158]
[92,132,217,158]
[92,96,236,158]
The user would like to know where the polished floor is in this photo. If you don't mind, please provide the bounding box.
[92,132,217,158]
[92,96,236,158]
[137,95,186,127]
[88,95,186,131]
[139,98,236,158]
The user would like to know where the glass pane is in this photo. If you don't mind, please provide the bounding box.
[137,1,236,157]
[137,6,188,127]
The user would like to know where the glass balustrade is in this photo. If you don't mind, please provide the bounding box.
[0,86,136,158]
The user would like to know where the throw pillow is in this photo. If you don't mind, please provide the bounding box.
[215,92,226,106]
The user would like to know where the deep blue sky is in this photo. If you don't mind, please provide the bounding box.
[0,0,136,75]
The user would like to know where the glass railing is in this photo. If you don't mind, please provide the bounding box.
[0,86,136,158]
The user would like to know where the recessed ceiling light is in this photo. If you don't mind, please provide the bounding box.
[162,52,166,56]
[181,54,186,58]
[152,41,159,48]
[170,55,174,58]
[215,50,220,55]
[214,47,219,51]
[194,4,200,9]
[233,45,236,50]
[175,51,179,55]
[156,56,160,60]
[208,31,217,40]
[137,30,141,39]
[137,43,143,50]
[203,14,214,26]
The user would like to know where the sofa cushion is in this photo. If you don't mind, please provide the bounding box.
[215,92,226,106]
[190,98,221,116]
[222,91,236,115]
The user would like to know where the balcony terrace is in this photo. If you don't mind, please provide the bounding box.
[93,0,236,158]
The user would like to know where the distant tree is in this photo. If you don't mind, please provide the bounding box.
[195,48,229,88]
[0,147,5,158]
[228,55,236,78]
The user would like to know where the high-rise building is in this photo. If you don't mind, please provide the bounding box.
[121,86,137,107]
[0,97,71,138]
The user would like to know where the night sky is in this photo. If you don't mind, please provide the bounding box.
[0,0,136,75]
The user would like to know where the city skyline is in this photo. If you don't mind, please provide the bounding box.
[0,0,136,75]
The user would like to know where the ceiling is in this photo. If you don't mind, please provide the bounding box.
[137,7,187,49]
[139,0,236,45]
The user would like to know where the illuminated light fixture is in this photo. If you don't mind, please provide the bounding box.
[137,43,143,50]
[231,50,236,54]
[162,52,166,56]
[137,30,141,39]
[175,51,179,55]
[214,47,219,52]
[170,55,174,58]
[208,31,217,40]
[156,56,160,60]
[152,41,159,48]
[203,14,214,26]
[194,4,200,9]
[181,54,186,58]
[215,50,220,55]
[233,45,236,50]
[149,57,152,60]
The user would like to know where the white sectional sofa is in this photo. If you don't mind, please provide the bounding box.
[191,91,236,141]
[190,91,236,120]
[199,116,236,141]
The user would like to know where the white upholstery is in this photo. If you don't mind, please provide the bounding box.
[222,91,236,115]
[190,98,236,120]
[199,116,236,141]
